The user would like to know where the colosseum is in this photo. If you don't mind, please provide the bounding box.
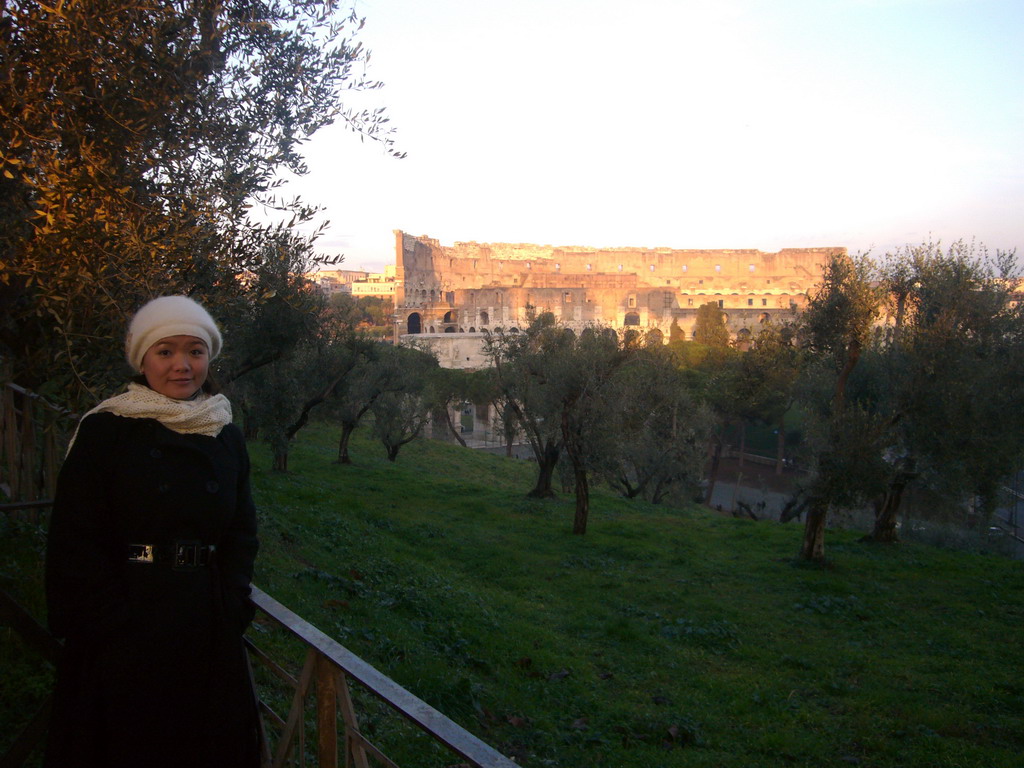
[393,231,844,365]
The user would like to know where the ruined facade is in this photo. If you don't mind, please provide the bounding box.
[394,231,845,358]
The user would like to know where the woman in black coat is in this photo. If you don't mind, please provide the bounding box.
[45,296,260,768]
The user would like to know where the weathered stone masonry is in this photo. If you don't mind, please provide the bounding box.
[394,230,845,353]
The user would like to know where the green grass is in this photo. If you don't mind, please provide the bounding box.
[4,421,1024,767]
[246,423,1024,767]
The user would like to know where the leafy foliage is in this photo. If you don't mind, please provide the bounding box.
[692,302,730,347]
[864,241,1024,538]
[0,0,401,409]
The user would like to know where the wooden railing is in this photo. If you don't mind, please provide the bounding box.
[0,383,73,519]
[247,587,516,768]
[0,574,516,768]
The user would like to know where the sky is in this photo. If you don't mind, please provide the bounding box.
[272,0,1024,273]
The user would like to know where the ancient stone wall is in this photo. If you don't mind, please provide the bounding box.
[394,230,845,353]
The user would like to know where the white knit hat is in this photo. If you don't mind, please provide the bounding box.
[125,296,223,372]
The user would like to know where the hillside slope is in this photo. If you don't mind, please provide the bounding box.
[246,422,1024,768]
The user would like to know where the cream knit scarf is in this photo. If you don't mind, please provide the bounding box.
[67,382,233,453]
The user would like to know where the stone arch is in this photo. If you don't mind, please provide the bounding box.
[429,325,435,333]
[479,310,489,325]
[759,312,770,324]
[469,327,476,333]
[407,312,422,334]
[737,327,751,342]
[624,312,640,326]
[444,326,455,333]
[443,310,456,323]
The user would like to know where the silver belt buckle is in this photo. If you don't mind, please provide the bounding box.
[128,544,155,563]
[174,540,204,569]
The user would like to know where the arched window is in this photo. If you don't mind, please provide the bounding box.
[443,310,456,323]
[407,312,422,334]
[479,310,489,325]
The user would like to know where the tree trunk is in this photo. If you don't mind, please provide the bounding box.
[442,404,468,447]
[799,499,827,561]
[866,481,905,543]
[572,464,589,535]
[336,422,356,464]
[272,448,288,472]
[833,338,862,411]
[527,442,559,498]
[386,445,399,462]
[650,477,668,505]
[775,414,786,475]
[704,439,722,507]
[865,458,915,543]
[242,407,259,441]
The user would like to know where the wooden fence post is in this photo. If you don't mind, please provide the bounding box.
[315,653,338,768]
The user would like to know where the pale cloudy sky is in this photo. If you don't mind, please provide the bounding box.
[274,0,1024,272]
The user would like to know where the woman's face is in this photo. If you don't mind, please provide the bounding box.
[140,335,210,399]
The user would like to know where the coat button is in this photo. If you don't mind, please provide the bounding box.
[206,480,220,494]
[150,448,162,459]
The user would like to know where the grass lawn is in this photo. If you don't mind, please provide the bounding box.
[3,419,1023,767]
[246,422,1024,767]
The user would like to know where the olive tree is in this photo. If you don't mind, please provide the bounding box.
[865,241,1024,541]
[0,0,401,409]
[794,254,881,561]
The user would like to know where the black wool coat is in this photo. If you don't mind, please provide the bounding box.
[44,412,260,768]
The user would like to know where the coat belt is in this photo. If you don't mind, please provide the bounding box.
[127,541,216,569]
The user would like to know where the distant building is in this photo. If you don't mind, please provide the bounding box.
[351,265,397,298]
[309,269,370,295]
[391,230,844,366]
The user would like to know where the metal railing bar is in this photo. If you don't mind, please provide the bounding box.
[250,587,517,768]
